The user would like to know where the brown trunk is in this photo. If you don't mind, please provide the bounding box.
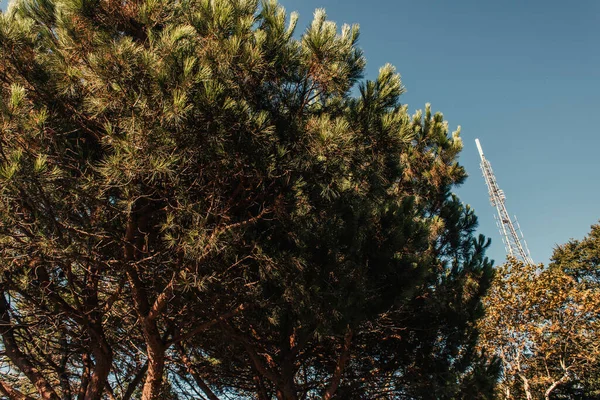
[124,205,167,400]
[519,374,533,400]
[322,327,353,400]
[278,386,298,400]
[30,254,112,398]
[0,379,35,400]
[141,336,165,400]
[77,353,92,400]
[57,337,72,400]
[127,267,166,400]
[545,372,570,400]
[279,322,298,400]
[104,383,117,400]
[83,328,113,400]
[122,362,148,400]
[126,268,167,400]
[229,325,287,400]
[0,292,60,400]
[254,375,269,400]
[176,344,221,400]
[80,260,113,400]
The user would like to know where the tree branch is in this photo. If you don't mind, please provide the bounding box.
[176,344,221,400]
[254,375,270,400]
[166,304,245,346]
[544,371,570,400]
[0,379,36,400]
[147,272,177,323]
[0,291,60,400]
[122,362,148,400]
[322,327,353,400]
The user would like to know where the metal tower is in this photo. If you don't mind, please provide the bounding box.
[475,139,534,265]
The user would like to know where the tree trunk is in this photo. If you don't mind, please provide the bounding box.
[83,328,113,400]
[323,327,353,400]
[124,206,167,400]
[141,335,165,400]
[0,379,35,400]
[127,271,166,400]
[122,362,148,400]
[127,270,166,400]
[254,375,269,400]
[545,372,569,400]
[0,292,60,400]
[275,385,298,400]
[519,374,533,400]
[77,353,92,400]
[503,384,512,399]
[176,344,221,400]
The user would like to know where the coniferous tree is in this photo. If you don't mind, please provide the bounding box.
[0,0,494,399]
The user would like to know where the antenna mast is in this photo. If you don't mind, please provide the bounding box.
[475,139,534,265]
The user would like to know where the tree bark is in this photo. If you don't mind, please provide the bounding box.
[140,331,165,400]
[125,264,167,400]
[126,265,166,400]
[254,375,269,400]
[122,362,148,400]
[77,353,92,400]
[83,327,113,400]
[518,374,533,400]
[0,291,60,400]
[124,205,167,400]
[544,372,569,400]
[28,260,111,400]
[176,344,221,400]
[322,327,353,400]
[279,316,298,400]
[104,382,117,400]
[57,337,72,400]
[82,270,113,400]
[0,379,35,400]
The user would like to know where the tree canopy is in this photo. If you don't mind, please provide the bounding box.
[0,0,493,399]
[478,223,600,400]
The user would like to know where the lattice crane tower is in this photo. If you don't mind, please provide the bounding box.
[475,139,534,265]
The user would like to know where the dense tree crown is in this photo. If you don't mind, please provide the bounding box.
[0,0,494,399]
[478,223,600,400]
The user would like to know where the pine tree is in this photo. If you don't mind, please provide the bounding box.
[0,0,494,398]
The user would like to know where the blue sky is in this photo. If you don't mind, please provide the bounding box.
[2,0,599,265]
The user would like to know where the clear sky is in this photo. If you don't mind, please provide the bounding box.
[2,0,599,265]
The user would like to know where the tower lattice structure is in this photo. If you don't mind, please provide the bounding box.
[475,139,534,265]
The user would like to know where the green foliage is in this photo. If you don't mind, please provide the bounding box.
[548,222,600,399]
[0,0,494,399]
[552,221,600,288]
